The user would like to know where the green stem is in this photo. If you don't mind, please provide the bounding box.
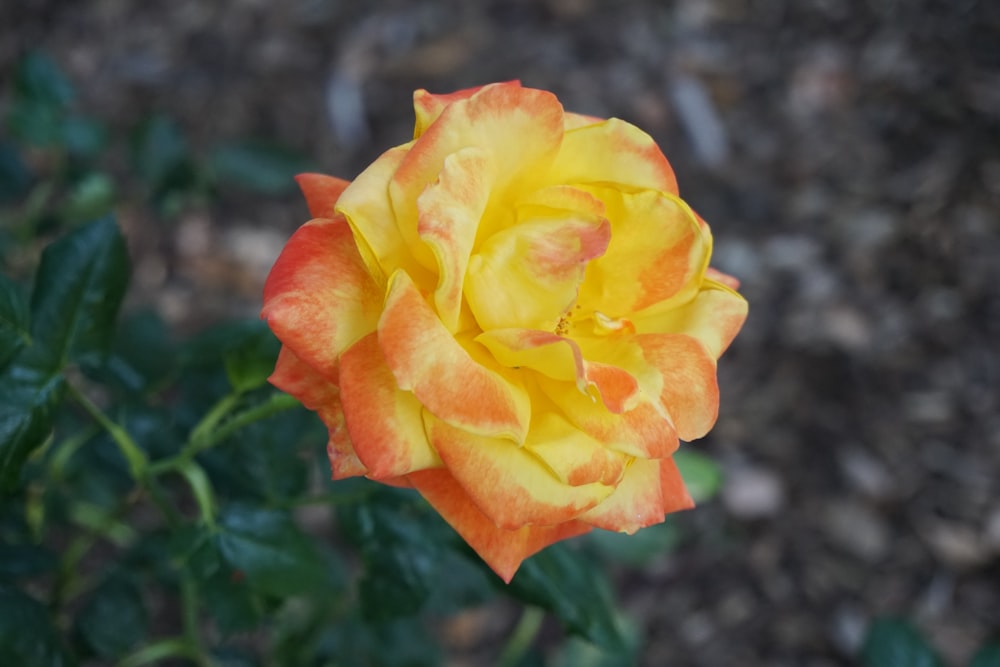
[116,637,198,667]
[189,392,300,455]
[67,381,147,480]
[497,606,545,667]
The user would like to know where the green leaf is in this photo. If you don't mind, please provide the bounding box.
[14,52,75,108]
[223,322,280,393]
[971,644,1000,667]
[0,544,58,580]
[0,376,64,491]
[130,114,189,189]
[5,99,64,147]
[673,448,723,503]
[75,573,147,659]
[586,519,682,567]
[338,488,493,620]
[209,140,312,195]
[60,116,108,158]
[22,216,129,374]
[59,172,116,224]
[861,618,944,667]
[0,141,34,202]
[216,505,340,598]
[0,585,75,667]
[0,274,30,371]
[506,544,627,651]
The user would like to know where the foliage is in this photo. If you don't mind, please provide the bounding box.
[0,52,718,666]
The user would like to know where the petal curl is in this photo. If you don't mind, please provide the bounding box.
[339,333,441,479]
[262,217,382,381]
[269,346,366,479]
[578,188,709,318]
[391,83,565,257]
[549,118,678,194]
[336,144,432,285]
[413,81,521,137]
[426,415,615,529]
[523,412,627,487]
[476,329,585,387]
[417,146,493,331]
[378,270,531,442]
[634,280,749,359]
[407,468,591,583]
[580,457,693,533]
[295,173,350,218]
[466,213,610,331]
[536,375,679,460]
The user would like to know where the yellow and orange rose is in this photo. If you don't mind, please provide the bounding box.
[262,81,747,582]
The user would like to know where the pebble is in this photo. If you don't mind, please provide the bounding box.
[722,466,785,519]
[824,501,890,562]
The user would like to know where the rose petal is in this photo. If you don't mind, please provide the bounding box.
[523,412,627,487]
[412,81,522,137]
[549,118,679,195]
[391,82,565,257]
[580,332,720,441]
[537,374,679,460]
[465,213,610,331]
[580,457,693,533]
[262,217,382,381]
[578,187,709,318]
[426,415,615,529]
[269,346,367,479]
[634,280,749,359]
[407,468,591,583]
[336,144,433,285]
[417,146,493,331]
[378,270,531,442]
[295,173,351,218]
[476,329,585,386]
[339,332,442,479]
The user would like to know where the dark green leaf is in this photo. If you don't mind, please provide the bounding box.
[75,573,147,659]
[209,140,313,195]
[673,448,723,503]
[102,309,175,394]
[0,141,34,202]
[23,217,129,374]
[971,644,1000,667]
[14,52,75,108]
[506,544,627,651]
[60,116,108,157]
[216,505,340,598]
[5,99,63,147]
[0,274,30,371]
[861,618,944,667]
[130,115,189,189]
[0,544,57,580]
[0,585,75,667]
[223,322,280,393]
[586,519,682,567]
[59,172,116,224]
[0,376,64,491]
[202,568,264,635]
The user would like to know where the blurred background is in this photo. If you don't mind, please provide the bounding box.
[2,0,998,665]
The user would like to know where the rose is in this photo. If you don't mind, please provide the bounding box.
[262,81,747,582]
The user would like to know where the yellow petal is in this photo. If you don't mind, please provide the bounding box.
[426,415,615,529]
[407,468,591,583]
[378,270,531,442]
[335,144,434,286]
[417,146,493,331]
[634,280,749,359]
[523,412,627,487]
[465,213,610,331]
[339,332,442,479]
[578,187,710,318]
[548,118,678,194]
[536,374,679,460]
[391,83,565,264]
[261,217,382,380]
